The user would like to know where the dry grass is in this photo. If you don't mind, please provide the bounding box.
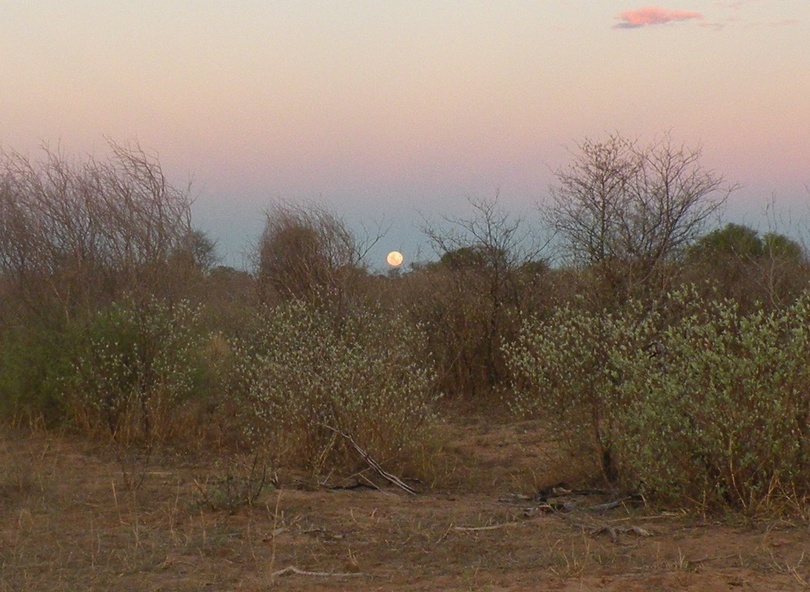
[1,420,808,592]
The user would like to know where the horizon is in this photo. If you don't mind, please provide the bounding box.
[2,2,808,270]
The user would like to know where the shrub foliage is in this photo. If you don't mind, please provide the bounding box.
[66,298,204,443]
[228,301,439,476]
[506,287,810,511]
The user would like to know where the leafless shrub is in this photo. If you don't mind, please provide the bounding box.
[194,452,273,512]
[256,201,381,314]
[0,140,194,323]
[414,195,548,397]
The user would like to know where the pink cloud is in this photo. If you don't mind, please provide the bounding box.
[614,6,703,29]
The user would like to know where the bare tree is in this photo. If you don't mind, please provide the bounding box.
[0,140,194,322]
[546,133,733,302]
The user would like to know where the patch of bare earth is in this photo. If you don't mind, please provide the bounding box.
[1,419,807,591]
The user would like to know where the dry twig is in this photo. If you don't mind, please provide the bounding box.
[322,424,417,496]
[271,566,364,578]
[453,521,522,532]
[589,524,653,543]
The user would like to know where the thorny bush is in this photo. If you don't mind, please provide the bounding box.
[615,289,810,511]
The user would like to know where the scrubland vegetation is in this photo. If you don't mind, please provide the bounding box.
[1,135,808,519]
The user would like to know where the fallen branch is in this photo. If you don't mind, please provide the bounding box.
[272,566,363,578]
[589,524,653,543]
[453,521,522,532]
[322,424,417,496]
[588,497,634,512]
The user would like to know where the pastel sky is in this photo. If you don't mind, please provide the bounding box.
[2,1,809,267]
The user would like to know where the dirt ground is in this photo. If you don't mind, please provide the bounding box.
[1,417,808,591]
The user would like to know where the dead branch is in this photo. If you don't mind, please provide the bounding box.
[271,566,364,578]
[453,521,522,532]
[588,497,634,512]
[322,424,417,496]
[589,524,653,543]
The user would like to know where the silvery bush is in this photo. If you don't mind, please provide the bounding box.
[506,287,810,511]
[229,301,438,474]
[505,298,658,483]
[615,289,810,509]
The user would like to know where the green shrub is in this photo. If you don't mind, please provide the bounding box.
[65,298,204,443]
[229,301,439,477]
[0,322,73,424]
[506,288,810,512]
[505,298,658,482]
[615,290,810,510]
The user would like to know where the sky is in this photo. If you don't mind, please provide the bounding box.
[2,1,809,269]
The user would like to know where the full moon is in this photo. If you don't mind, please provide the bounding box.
[386,251,404,267]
